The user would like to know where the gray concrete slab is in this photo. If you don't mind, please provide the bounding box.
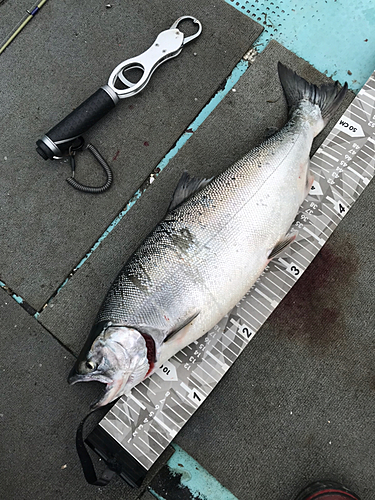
[0,0,32,41]
[0,0,262,311]
[0,286,175,499]
[38,40,374,499]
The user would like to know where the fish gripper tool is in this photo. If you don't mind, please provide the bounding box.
[36,16,202,161]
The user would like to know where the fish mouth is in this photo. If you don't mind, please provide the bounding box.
[67,372,112,385]
[68,372,123,409]
[90,376,127,409]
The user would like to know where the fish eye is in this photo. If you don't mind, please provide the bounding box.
[86,360,97,371]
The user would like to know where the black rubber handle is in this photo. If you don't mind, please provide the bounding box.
[36,87,117,159]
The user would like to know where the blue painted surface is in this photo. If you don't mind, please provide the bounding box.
[0,279,24,305]
[149,444,238,500]
[226,0,375,91]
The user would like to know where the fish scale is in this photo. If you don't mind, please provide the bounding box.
[96,122,305,347]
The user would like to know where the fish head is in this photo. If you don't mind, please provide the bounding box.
[68,325,150,409]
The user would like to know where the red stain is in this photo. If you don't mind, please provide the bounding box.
[144,141,149,147]
[128,104,134,110]
[164,315,170,321]
[112,150,120,161]
[272,235,358,351]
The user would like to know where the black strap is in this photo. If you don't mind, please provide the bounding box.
[76,409,120,486]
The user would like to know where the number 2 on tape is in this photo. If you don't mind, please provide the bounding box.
[239,323,255,341]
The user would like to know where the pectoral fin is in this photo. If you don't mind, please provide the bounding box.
[267,233,297,260]
[169,172,213,211]
[164,311,200,342]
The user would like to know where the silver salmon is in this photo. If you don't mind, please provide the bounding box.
[68,63,347,408]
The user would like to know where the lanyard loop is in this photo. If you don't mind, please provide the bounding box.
[67,143,113,194]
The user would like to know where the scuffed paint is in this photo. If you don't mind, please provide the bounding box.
[226,0,375,91]
[164,444,238,500]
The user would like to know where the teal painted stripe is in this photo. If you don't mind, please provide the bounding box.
[12,294,23,304]
[226,0,375,91]
[43,59,249,306]
[0,279,24,304]
[149,444,238,500]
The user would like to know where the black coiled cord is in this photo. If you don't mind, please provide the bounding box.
[67,143,113,194]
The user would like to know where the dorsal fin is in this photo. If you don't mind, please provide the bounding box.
[169,172,213,211]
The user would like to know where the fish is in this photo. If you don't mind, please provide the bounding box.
[68,63,347,408]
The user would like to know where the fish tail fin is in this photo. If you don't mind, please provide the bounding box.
[277,62,348,133]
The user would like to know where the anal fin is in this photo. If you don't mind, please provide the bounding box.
[268,233,297,260]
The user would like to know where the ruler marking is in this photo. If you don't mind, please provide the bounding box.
[205,350,228,370]
[263,272,286,293]
[175,390,194,407]
[347,167,370,185]
[248,293,271,314]
[170,396,193,416]
[149,422,172,442]
[236,306,262,326]
[131,442,155,464]
[211,344,233,365]
[137,435,160,455]
[359,89,375,100]
[312,161,329,173]
[195,362,220,383]
[191,369,214,387]
[269,268,293,287]
[311,169,324,179]
[259,280,282,300]
[332,182,356,202]
[349,105,367,122]
[154,416,175,437]
[112,404,134,423]
[319,150,339,162]
[254,287,278,307]
[165,402,187,421]
[306,216,330,234]
[129,393,146,411]
[143,427,169,448]
[318,206,337,225]
[272,263,296,282]
[159,408,181,428]
[188,375,209,395]
[103,415,124,434]
[330,138,346,150]
[140,381,156,397]
[204,354,227,375]
[237,308,262,329]
[133,385,151,403]
[291,241,314,260]
[353,157,375,172]
[340,177,361,197]
[148,377,162,389]
[325,143,343,155]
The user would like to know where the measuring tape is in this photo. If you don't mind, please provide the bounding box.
[87,70,375,485]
